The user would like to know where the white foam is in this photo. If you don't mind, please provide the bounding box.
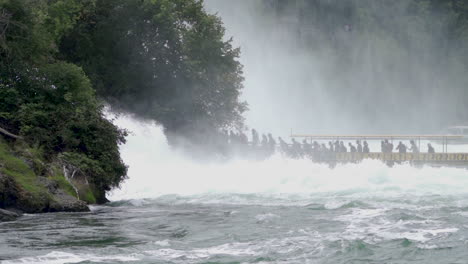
[376,227,458,243]
[334,207,459,244]
[144,242,258,261]
[417,244,440,249]
[108,116,468,205]
[153,240,170,247]
[1,251,139,264]
[144,236,327,262]
[255,213,280,222]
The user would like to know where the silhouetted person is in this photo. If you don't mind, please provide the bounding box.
[278,137,288,152]
[396,141,407,153]
[302,139,312,155]
[349,142,357,153]
[409,140,419,153]
[428,143,435,153]
[251,129,259,146]
[321,143,328,152]
[292,138,301,157]
[363,141,370,153]
[312,141,320,153]
[328,141,334,152]
[340,141,347,152]
[380,140,385,153]
[334,140,340,153]
[261,134,268,147]
[268,133,276,152]
[356,140,363,153]
[386,140,393,153]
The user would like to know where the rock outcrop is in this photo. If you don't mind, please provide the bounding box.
[38,177,89,212]
[0,140,91,221]
[0,172,89,221]
[0,208,20,222]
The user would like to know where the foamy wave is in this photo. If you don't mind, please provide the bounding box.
[0,251,139,264]
[335,207,459,244]
[108,116,468,203]
[144,242,258,261]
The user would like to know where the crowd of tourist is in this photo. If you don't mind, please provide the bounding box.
[221,129,436,160]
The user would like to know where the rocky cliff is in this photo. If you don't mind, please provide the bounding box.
[0,138,91,221]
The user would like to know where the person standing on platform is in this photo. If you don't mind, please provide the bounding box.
[363,141,370,153]
[251,129,259,147]
[302,139,312,156]
[261,134,268,148]
[334,140,340,152]
[386,140,394,153]
[329,141,334,152]
[396,141,407,153]
[291,138,301,157]
[409,140,419,153]
[427,143,435,153]
[278,137,288,153]
[357,140,363,153]
[349,142,357,152]
[340,141,347,152]
[268,133,276,153]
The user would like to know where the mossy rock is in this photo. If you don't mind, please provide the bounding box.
[0,138,89,214]
[0,172,20,208]
[76,184,97,204]
[0,209,20,222]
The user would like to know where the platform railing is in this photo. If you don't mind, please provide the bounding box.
[290,134,464,153]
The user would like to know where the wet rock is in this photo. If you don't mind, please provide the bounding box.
[48,191,89,212]
[0,172,20,208]
[38,177,89,212]
[0,142,91,215]
[1,173,89,214]
[0,208,20,222]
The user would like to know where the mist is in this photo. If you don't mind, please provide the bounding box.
[4,2,468,262]
[204,0,468,137]
[108,114,468,202]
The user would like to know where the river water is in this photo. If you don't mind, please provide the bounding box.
[2,118,468,263]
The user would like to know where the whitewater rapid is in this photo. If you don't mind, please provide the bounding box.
[108,116,468,204]
[3,116,468,264]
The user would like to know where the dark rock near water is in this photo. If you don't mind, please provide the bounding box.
[49,192,89,212]
[0,172,20,209]
[0,173,89,218]
[38,177,90,212]
[0,208,20,222]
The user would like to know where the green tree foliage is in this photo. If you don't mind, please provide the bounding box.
[60,0,247,141]
[1,0,248,197]
[0,0,127,201]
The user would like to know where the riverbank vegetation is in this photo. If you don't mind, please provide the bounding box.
[0,137,89,214]
[0,0,246,205]
[3,0,467,208]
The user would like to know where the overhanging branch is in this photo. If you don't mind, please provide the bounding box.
[0,126,22,139]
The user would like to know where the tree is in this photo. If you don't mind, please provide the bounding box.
[0,0,127,202]
[60,0,247,143]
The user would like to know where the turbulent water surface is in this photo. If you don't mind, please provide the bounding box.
[2,176,468,264]
[2,118,468,264]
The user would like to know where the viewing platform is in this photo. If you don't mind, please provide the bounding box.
[289,134,468,167]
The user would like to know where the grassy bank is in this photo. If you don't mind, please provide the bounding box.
[0,137,90,213]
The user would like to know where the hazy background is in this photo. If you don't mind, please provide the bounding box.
[204,0,468,138]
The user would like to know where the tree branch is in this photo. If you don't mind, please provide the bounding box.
[0,126,22,139]
[0,9,13,43]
